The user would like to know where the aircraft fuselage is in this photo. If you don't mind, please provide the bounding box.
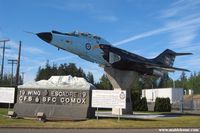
[37,30,191,77]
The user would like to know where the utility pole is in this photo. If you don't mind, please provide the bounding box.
[8,59,17,86]
[0,39,10,79]
[15,41,21,85]
[21,72,25,84]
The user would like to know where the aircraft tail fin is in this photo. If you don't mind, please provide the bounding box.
[153,49,192,67]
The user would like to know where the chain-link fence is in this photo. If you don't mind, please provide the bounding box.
[147,95,200,113]
[171,95,200,113]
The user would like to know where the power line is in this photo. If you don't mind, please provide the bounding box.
[0,39,10,79]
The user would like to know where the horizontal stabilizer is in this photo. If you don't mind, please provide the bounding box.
[175,52,193,56]
[145,65,190,72]
[163,66,191,72]
[171,67,190,72]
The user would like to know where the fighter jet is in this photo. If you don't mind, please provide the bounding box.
[36,30,192,77]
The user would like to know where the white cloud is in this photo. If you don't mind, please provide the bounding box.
[51,1,94,12]
[187,57,200,69]
[173,55,200,74]
[0,40,22,60]
[23,55,76,73]
[65,2,94,11]
[169,27,197,48]
[164,1,200,49]
[113,0,200,49]
[113,27,168,46]
[179,44,200,52]
[23,46,47,55]
[46,1,119,23]
[5,50,18,59]
[8,40,19,49]
[23,72,35,83]
[162,0,200,18]
[45,1,96,14]
[95,15,118,22]
[0,31,3,38]
[49,55,76,63]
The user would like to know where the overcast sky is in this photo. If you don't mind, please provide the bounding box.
[0,0,200,83]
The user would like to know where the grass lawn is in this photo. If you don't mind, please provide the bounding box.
[0,108,200,128]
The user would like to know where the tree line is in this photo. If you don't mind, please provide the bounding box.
[35,62,200,94]
[0,74,23,86]
[35,61,112,90]
[1,61,199,94]
[130,71,200,94]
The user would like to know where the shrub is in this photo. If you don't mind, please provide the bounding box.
[154,97,171,112]
[138,97,148,111]
[132,92,148,111]
[132,92,141,111]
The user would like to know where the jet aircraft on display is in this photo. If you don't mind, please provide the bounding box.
[36,30,192,77]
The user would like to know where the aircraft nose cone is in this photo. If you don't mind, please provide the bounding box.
[37,32,52,43]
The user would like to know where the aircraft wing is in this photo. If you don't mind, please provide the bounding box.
[145,64,190,72]
[126,58,190,72]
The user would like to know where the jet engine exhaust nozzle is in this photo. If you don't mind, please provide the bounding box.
[37,32,52,43]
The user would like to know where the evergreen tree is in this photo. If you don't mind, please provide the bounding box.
[158,73,173,88]
[180,71,187,81]
[57,63,68,75]
[175,71,188,90]
[34,61,200,94]
[67,63,78,77]
[141,75,157,89]
[77,67,86,78]
[95,74,112,89]
[0,73,23,86]
[130,72,143,91]
[35,67,42,81]
[0,74,11,86]
[35,62,87,82]
[51,63,58,76]
[86,72,94,84]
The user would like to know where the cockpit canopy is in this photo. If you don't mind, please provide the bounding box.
[52,30,101,40]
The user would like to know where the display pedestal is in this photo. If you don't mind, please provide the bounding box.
[104,67,136,115]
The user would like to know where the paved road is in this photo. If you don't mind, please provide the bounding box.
[96,111,180,119]
[0,129,158,133]
[0,128,199,133]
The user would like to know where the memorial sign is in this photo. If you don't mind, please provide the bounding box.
[18,89,87,105]
[0,87,15,103]
[92,90,126,109]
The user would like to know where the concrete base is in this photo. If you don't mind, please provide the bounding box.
[14,88,95,120]
[14,103,95,120]
[104,67,136,115]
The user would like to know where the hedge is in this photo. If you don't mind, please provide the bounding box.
[132,92,148,111]
[154,97,171,112]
